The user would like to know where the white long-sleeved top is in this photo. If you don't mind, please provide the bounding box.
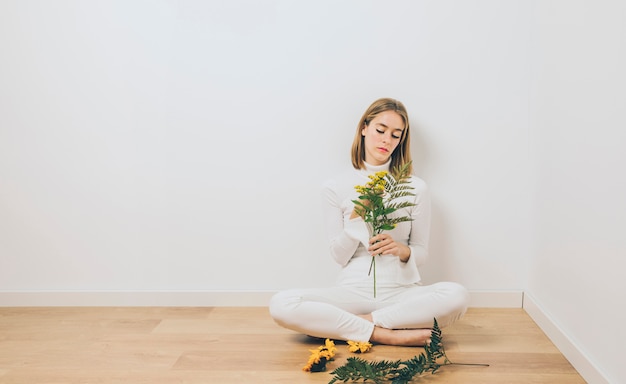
[321,160,431,287]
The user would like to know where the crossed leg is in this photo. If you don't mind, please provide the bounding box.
[357,314,432,346]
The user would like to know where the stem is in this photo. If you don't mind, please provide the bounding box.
[447,363,490,367]
[369,230,380,298]
[373,257,376,298]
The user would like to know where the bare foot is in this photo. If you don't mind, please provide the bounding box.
[356,313,431,346]
[370,327,432,346]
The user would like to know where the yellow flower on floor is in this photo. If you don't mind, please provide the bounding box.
[323,338,337,355]
[347,340,373,353]
[302,339,337,372]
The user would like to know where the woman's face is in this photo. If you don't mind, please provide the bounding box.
[361,110,405,165]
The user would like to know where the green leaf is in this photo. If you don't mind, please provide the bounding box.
[327,318,453,384]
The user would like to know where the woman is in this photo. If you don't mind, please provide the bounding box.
[269,98,469,346]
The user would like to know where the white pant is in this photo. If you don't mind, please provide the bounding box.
[269,282,469,342]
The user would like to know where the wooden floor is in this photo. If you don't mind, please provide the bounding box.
[0,307,586,384]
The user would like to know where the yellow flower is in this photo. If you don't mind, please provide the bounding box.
[347,340,373,353]
[302,339,337,372]
[324,338,337,356]
[352,161,416,298]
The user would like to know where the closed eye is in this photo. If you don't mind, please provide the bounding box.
[377,129,402,139]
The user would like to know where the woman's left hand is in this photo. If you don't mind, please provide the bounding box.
[368,234,411,262]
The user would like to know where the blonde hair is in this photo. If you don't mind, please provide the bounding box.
[351,98,412,173]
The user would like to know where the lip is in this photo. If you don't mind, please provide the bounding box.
[377,147,389,153]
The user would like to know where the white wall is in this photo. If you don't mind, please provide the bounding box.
[528,1,626,383]
[2,0,624,382]
[0,0,531,293]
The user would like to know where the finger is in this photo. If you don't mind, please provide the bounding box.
[370,242,386,254]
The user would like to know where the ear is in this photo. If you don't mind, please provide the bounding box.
[361,124,367,136]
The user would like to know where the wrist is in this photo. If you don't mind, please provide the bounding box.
[400,246,411,262]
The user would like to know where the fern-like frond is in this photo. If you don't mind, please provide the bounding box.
[327,319,454,384]
[386,218,414,227]
[390,161,412,180]
[389,187,416,195]
[328,357,399,384]
[385,201,416,211]
[388,190,415,199]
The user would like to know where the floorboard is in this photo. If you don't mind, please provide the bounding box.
[0,307,586,383]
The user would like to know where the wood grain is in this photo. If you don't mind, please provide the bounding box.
[0,307,586,383]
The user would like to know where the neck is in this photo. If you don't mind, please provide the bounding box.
[363,159,391,173]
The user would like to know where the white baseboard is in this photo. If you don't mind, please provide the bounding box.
[0,289,522,307]
[523,292,610,384]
